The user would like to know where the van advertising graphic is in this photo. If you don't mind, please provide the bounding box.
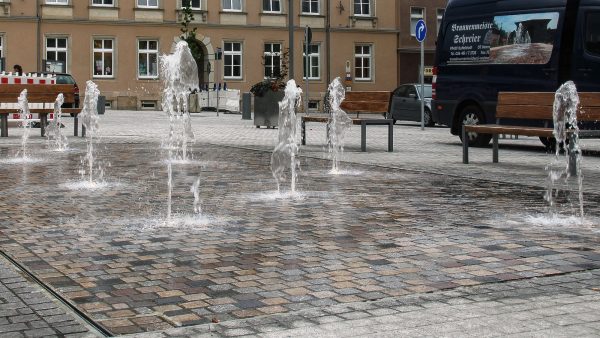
[446,12,559,64]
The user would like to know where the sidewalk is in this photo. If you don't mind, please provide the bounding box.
[0,110,599,337]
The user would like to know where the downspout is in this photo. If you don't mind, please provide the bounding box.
[36,0,41,72]
[326,0,331,85]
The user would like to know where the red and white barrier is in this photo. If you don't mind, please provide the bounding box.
[0,72,56,85]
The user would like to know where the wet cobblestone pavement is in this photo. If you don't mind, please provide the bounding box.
[1,112,600,336]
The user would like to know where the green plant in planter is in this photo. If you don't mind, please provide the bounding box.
[250,48,290,97]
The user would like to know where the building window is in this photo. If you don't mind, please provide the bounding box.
[264,43,281,78]
[224,42,242,79]
[92,0,114,5]
[303,43,320,80]
[46,37,68,72]
[222,0,242,11]
[410,7,424,36]
[93,38,114,77]
[263,0,280,13]
[354,0,370,16]
[302,0,319,14]
[183,0,201,9]
[437,8,445,35]
[138,40,158,79]
[354,45,371,80]
[46,0,68,4]
[137,0,158,8]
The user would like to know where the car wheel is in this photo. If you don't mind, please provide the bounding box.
[458,105,491,147]
[424,108,435,127]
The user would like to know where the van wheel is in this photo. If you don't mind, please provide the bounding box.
[458,105,491,147]
[539,136,556,150]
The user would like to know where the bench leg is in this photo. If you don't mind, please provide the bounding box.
[387,120,393,152]
[568,134,579,177]
[74,116,79,136]
[462,126,469,164]
[492,134,499,163]
[301,119,306,145]
[82,125,86,138]
[40,114,48,137]
[0,114,7,137]
[361,121,367,152]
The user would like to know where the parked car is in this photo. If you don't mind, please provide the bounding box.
[387,84,434,126]
[34,72,80,109]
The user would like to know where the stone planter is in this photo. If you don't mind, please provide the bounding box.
[253,90,284,128]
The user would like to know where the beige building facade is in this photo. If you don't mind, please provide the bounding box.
[0,0,446,110]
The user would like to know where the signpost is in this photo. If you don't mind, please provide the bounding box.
[415,19,427,130]
[215,47,222,116]
[304,26,312,114]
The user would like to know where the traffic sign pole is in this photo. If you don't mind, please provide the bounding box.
[415,19,427,131]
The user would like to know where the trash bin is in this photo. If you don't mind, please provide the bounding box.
[97,95,106,114]
[241,92,251,120]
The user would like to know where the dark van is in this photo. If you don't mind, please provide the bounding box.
[432,0,600,146]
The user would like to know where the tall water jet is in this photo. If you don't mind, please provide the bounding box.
[79,81,102,184]
[46,93,68,151]
[17,89,32,159]
[271,80,302,193]
[545,81,584,219]
[327,77,352,173]
[160,41,199,218]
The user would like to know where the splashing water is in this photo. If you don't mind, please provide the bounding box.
[160,41,199,219]
[327,77,352,173]
[46,93,69,151]
[271,80,302,193]
[191,177,201,215]
[78,81,103,185]
[17,90,32,159]
[545,81,584,219]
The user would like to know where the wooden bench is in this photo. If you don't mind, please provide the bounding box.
[301,91,394,152]
[0,84,82,137]
[462,91,600,164]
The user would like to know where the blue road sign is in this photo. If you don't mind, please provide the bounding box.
[415,19,427,42]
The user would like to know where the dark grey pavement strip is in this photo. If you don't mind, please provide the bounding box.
[0,254,98,338]
[122,269,600,337]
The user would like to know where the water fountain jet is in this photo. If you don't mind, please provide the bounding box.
[271,80,302,194]
[326,77,352,174]
[46,93,69,151]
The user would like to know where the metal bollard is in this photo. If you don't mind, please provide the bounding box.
[241,92,251,120]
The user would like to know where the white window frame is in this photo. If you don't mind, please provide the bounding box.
[436,8,445,35]
[182,0,201,9]
[301,0,319,15]
[354,0,371,16]
[264,43,282,78]
[222,0,242,12]
[93,38,115,78]
[303,43,320,80]
[138,39,159,79]
[354,44,372,81]
[410,7,425,36]
[223,42,243,80]
[92,0,114,6]
[46,37,69,72]
[45,0,68,4]
[263,0,281,13]
[137,0,158,8]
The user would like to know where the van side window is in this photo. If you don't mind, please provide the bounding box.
[585,13,600,56]
[394,86,408,97]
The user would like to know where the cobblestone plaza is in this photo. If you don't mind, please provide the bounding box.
[1,112,600,337]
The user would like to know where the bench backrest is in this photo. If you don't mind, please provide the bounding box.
[340,91,391,114]
[497,92,600,122]
[0,84,76,104]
